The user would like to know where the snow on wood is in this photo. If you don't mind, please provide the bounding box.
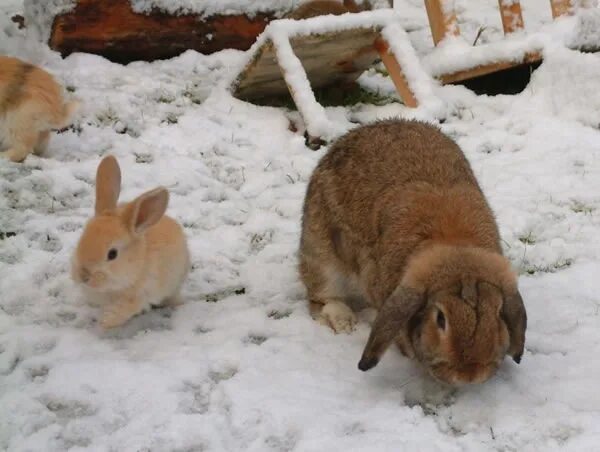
[35,0,275,63]
[232,10,439,139]
[422,33,545,82]
[129,0,371,17]
[24,0,377,63]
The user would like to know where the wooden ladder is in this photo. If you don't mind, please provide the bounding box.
[422,0,574,85]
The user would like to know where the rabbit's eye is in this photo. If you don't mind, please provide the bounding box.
[436,310,446,330]
[107,248,118,261]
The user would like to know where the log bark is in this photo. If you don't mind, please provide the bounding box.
[49,0,276,63]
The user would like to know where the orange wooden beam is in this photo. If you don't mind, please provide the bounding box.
[424,0,460,46]
[374,37,418,108]
[550,0,573,18]
[498,0,524,34]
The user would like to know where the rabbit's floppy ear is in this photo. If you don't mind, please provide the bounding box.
[502,289,527,363]
[124,187,169,235]
[95,155,121,215]
[358,286,424,371]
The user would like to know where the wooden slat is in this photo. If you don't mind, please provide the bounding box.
[550,0,573,18]
[234,27,381,100]
[498,0,524,34]
[424,0,460,46]
[437,51,541,84]
[374,37,418,107]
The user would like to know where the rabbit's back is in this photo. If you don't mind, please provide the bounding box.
[301,120,501,306]
[302,120,487,246]
[311,120,480,206]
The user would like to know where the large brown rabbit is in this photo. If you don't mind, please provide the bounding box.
[299,119,526,385]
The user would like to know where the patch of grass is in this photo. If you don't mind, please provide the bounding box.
[570,200,594,214]
[518,232,536,245]
[164,112,180,125]
[251,83,397,110]
[183,85,204,105]
[96,108,118,126]
[204,286,246,303]
[0,231,16,240]
[244,334,267,346]
[134,153,153,164]
[268,309,292,320]
[315,83,395,108]
[523,258,573,275]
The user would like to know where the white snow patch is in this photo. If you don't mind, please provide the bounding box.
[131,0,371,17]
[23,0,75,43]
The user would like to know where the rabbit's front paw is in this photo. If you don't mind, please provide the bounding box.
[318,300,357,334]
[101,306,131,329]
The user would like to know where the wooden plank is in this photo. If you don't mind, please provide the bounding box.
[374,37,418,107]
[49,0,273,63]
[437,51,541,84]
[424,0,460,46]
[234,27,381,100]
[550,0,573,18]
[498,0,524,34]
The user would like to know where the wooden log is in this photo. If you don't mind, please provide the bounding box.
[49,0,274,63]
[550,0,573,18]
[424,0,460,46]
[498,0,524,34]
[374,37,418,107]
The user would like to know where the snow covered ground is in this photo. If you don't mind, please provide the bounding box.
[2,0,600,451]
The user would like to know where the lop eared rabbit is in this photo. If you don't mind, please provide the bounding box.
[72,156,190,329]
[0,56,78,162]
[299,120,526,385]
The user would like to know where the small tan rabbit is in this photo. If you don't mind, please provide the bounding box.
[285,0,370,19]
[72,155,190,329]
[299,119,526,385]
[0,56,78,162]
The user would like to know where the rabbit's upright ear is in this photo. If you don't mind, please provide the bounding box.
[502,289,527,363]
[124,187,169,235]
[358,286,424,371]
[95,155,121,215]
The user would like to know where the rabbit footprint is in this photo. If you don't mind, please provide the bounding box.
[318,301,357,334]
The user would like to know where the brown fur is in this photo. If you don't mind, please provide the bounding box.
[299,119,526,385]
[286,0,370,19]
[72,156,190,329]
[0,56,78,162]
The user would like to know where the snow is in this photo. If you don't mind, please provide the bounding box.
[567,6,600,50]
[3,0,600,451]
[23,0,76,43]
[131,0,370,17]
[130,0,377,17]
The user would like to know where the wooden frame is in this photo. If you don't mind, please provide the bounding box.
[232,0,584,141]
[232,19,428,140]
[423,0,574,85]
